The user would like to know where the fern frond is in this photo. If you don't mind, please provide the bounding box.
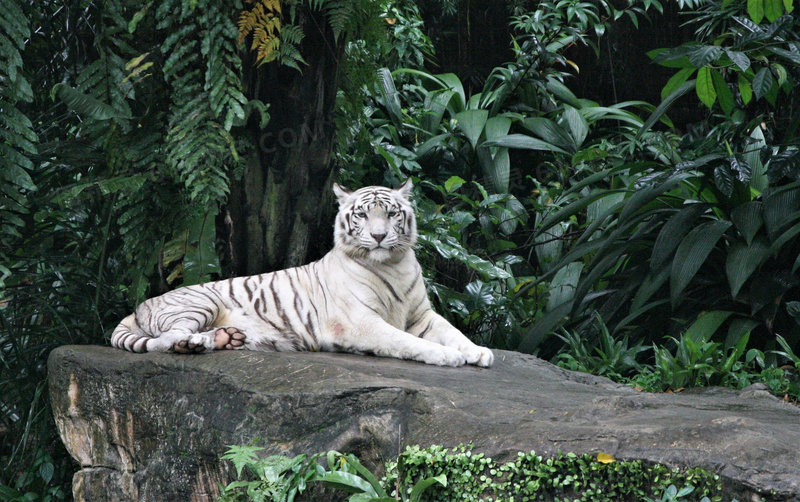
[324,0,354,41]
[0,0,37,241]
[238,0,283,64]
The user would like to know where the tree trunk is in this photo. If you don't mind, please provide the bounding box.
[226,8,344,276]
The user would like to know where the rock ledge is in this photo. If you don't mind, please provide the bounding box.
[48,345,800,501]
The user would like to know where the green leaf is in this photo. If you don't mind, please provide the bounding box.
[409,474,447,502]
[745,126,768,192]
[670,220,732,306]
[444,176,465,193]
[726,319,760,348]
[726,50,751,72]
[730,201,763,245]
[764,0,784,21]
[545,78,581,108]
[661,68,695,101]
[54,83,132,120]
[748,0,765,23]
[738,73,753,105]
[320,472,378,495]
[684,311,735,344]
[562,106,588,148]
[481,134,568,154]
[696,67,717,108]
[726,237,771,298]
[377,68,403,129]
[455,109,488,150]
[547,262,584,312]
[637,80,695,139]
[711,68,734,115]
[752,67,774,100]
[521,117,576,152]
[688,46,723,68]
[784,0,794,13]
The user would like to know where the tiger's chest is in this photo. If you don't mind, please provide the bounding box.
[334,254,424,328]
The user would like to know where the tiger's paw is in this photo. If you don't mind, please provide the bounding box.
[459,344,494,367]
[214,327,246,350]
[422,346,466,367]
[172,339,208,354]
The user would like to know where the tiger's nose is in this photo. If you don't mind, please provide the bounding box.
[371,232,387,243]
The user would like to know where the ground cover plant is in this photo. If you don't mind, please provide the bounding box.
[217,444,746,502]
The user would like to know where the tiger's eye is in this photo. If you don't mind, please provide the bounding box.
[355,212,367,219]
[388,211,398,218]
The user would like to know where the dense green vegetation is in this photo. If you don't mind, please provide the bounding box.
[1,0,799,499]
[217,444,736,501]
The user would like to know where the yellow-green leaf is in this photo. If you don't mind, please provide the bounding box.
[711,68,734,115]
[661,67,695,101]
[784,0,794,13]
[748,0,765,23]
[764,0,784,20]
[738,73,753,104]
[696,67,717,108]
[597,453,616,464]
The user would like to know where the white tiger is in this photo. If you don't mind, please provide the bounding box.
[111,181,494,367]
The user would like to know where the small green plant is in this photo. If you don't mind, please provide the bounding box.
[554,314,648,380]
[221,443,737,502]
[218,444,322,502]
[218,446,446,502]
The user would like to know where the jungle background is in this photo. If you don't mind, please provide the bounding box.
[1,0,799,498]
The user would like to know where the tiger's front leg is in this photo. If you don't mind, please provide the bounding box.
[329,318,467,367]
[408,310,494,367]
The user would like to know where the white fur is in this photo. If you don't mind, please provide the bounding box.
[111,181,494,367]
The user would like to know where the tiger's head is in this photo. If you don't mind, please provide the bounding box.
[332,180,417,263]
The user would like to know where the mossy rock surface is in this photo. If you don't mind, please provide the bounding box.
[49,345,800,500]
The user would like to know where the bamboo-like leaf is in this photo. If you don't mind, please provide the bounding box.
[726,319,760,349]
[455,109,488,150]
[726,237,770,299]
[563,105,588,148]
[684,311,735,344]
[650,205,710,273]
[521,117,576,152]
[547,262,584,312]
[377,68,403,129]
[481,134,568,154]
[730,201,763,245]
[763,184,800,240]
[661,68,695,101]
[670,220,732,306]
[637,80,695,139]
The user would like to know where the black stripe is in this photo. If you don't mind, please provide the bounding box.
[352,258,402,302]
[404,272,420,296]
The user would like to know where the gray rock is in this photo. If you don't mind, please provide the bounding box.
[48,345,800,501]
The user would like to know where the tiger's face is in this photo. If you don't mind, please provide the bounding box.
[333,180,417,263]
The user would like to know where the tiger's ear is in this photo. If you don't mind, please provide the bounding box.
[395,179,413,199]
[333,183,353,207]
